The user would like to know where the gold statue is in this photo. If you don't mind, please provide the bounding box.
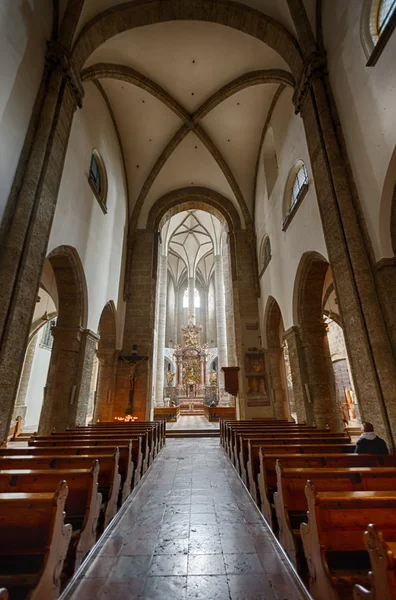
[166,371,174,386]
[210,370,217,384]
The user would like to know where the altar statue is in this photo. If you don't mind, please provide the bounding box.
[210,370,217,384]
[166,371,175,386]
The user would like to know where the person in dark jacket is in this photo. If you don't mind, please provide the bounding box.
[355,422,389,454]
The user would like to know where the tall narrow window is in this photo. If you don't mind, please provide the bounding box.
[259,237,271,277]
[378,0,396,34]
[40,319,56,350]
[290,164,308,211]
[88,150,108,213]
[183,288,200,308]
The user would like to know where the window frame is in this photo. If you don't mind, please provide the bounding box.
[259,236,272,278]
[88,149,108,214]
[361,0,396,66]
[282,161,309,232]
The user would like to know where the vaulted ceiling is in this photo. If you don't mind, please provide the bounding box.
[73,1,313,230]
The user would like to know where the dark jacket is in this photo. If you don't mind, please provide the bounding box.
[355,434,389,455]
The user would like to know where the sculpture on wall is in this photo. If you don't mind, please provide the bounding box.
[166,371,175,386]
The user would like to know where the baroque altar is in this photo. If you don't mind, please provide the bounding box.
[172,314,209,399]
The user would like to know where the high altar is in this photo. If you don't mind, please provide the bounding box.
[170,315,215,404]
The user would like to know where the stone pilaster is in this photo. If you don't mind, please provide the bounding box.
[116,230,156,420]
[299,321,343,431]
[155,254,168,406]
[265,348,287,420]
[223,239,237,366]
[283,327,310,424]
[94,349,118,422]
[0,39,85,442]
[38,327,99,434]
[214,254,228,389]
[12,334,38,425]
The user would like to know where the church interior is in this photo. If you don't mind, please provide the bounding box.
[0,0,396,599]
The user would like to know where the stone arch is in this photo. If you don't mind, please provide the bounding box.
[94,301,118,422]
[147,186,241,234]
[293,251,329,326]
[38,246,97,434]
[263,296,288,420]
[377,146,396,257]
[47,245,88,330]
[72,2,303,77]
[292,251,342,430]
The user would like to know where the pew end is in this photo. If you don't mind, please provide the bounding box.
[353,524,396,600]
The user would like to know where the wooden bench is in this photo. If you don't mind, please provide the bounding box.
[80,421,165,457]
[203,405,236,421]
[256,451,396,527]
[0,463,101,571]
[236,434,351,481]
[301,485,396,600]
[354,524,396,600]
[0,451,121,529]
[33,431,150,475]
[0,481,72,600]
[0,442,137,501]
[274,464,396,568]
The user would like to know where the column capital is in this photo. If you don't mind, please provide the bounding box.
[292,50,327,114]
[46,40,84,108]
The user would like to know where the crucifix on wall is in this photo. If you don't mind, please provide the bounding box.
[120,352,148,415]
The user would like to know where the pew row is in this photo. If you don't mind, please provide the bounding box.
[0,463,101,571]
[353,524,396,600]
[0,481,72,600]
[301,484,396,600]
[274,463,396,568]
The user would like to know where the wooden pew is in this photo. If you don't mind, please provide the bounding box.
[0,442,137,501]
[236,434,351,481]
[0,451,120,529]
[0,481,72,600]
[0,463,101,571]
[80,420,165,457]
[256,451,396,527]
[259,443,355,529]
[301,484,396,600]
[354,524,396,600]
[274,463,396,567]
[32,432,150,476]
[222,422,319,456]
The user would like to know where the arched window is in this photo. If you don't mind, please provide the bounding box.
[183,288,200,308]
[259,237,271,277]
[290,164,308,210]
[378,0,396,35]
[88,150,108,213]
[361,0,396,66]
[40,319,56,350]
[282,161,309,231]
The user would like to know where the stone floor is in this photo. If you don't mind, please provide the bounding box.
[64,439,309,600]
[166,415,219,430]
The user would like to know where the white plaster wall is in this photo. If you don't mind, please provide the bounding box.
[255,88,328,334]
[24,334,51,428]
[323,0,396,259]
[0,0,52,224]
[47,82,127,343]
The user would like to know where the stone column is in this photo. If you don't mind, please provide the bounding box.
[284,327,311,424]
[11,334,38,425]
[300,321,343,431]
[94,349,118,422]
[214,254,228,388]
[188,276,195,317]
[265,348,287,420]
[38,327,99,434]
[155,254,168,406]
[115,230,156,420]
[223,241,237,366]
[0,24,86,442]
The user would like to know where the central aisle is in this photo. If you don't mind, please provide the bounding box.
[67,439,308,600]
[166,415,219,430]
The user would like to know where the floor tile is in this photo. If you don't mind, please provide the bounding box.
[148,554,188,576]
[143,575,187,600]
[186,575,230,600]
[188,554,226,575]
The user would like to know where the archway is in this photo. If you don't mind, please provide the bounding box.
[94,301,118,422]
[293,252,343,430]
[264,297,290,421]
[38,246,97,434]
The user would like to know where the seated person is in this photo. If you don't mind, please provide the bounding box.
[355,421,389,454]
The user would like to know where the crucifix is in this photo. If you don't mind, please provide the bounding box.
[119,352,148,415]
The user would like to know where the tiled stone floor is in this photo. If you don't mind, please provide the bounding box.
[166,415,219,430]
[66,439,309,600]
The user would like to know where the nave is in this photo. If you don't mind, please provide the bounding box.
[65,438,306,600]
